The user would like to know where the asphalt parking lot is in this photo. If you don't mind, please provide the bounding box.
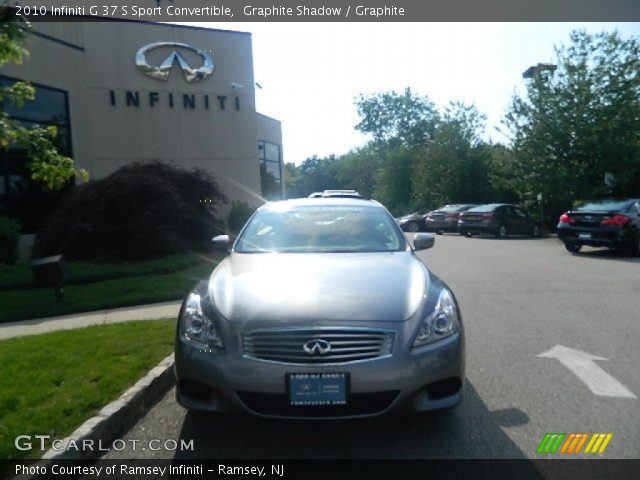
[103,234,639,460]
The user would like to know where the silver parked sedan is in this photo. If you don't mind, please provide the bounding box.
[175,197,465,419]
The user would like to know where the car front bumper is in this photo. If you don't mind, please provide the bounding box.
[175,331,464,419]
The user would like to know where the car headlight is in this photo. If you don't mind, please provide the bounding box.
[179,293,223,349]
[412,288,460,348]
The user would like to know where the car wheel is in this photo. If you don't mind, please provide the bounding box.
[436,229,444,235]
[531,225,541,238]
[464,230,472,237]
[407,222,419,233]
[564,242,581,253]
[495,224,507,239]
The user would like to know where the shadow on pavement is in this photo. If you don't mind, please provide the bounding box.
[571,248,640,263]
[173,380,537,463]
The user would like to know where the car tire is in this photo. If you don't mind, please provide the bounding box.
[495,224,507,239]
[436,229,444,235]
[464,230,472,237]
[531,225,541,237]
[407,222,419,233]
[564,242,582,253]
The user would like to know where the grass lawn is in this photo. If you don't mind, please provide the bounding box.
[0,260,216,324]
[0,319,175,460]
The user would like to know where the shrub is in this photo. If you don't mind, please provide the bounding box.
[227,201,256,235]
[0,216,21,265]
[33,162,227,261]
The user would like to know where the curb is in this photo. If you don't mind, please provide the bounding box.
[42,353,175,461]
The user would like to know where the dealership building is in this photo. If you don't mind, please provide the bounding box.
[0,19,283,233]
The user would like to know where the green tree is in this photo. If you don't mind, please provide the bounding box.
[283,162,301,199]
[0,11,87,190]
[502,30,640,219]
[412,102,492,208]
[284,155,343,198]
[355,87,440,148]
[373,145,420,215]
[334,144,381,199]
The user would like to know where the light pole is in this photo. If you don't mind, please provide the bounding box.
[537,193,543,231]
[523,63,556,232]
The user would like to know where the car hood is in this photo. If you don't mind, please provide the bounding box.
[208,251,427,325]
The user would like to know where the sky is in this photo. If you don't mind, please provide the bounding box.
[193,22,640,165]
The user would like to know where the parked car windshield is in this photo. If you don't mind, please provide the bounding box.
[438,205,463,212]
[467,204,501,212]
[575,200,632,212]
[235,205,406,253]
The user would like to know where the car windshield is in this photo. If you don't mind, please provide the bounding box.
[467,204,500,213]
[575,200,632,212]
[439,205,464,212]
[235,205,406,253]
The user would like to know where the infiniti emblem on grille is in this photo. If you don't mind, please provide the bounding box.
[303,339,331,356]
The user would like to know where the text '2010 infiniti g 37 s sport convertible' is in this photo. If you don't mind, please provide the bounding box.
[175,197,465,419]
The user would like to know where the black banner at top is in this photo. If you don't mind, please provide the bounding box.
[2,0,640,22]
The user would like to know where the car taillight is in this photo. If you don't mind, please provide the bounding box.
[600,214,630,226]
[559,213,574,224]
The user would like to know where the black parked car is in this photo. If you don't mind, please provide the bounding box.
[557,199,640,254]
[458,204,541,238]
[396,212,427,232]
[424,204,477,234]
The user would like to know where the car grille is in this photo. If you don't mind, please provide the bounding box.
[242,328,394,365]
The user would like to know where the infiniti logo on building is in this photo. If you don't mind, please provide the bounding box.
[303,339,332,356]
[135,42,214,83]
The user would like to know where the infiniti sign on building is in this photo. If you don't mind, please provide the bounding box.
[135,42,214,82]
[0,19,283,233]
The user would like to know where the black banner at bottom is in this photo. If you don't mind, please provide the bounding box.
[4,459,640,480]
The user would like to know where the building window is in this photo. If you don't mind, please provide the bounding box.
[0,76,73,233]
[258,140,282,200]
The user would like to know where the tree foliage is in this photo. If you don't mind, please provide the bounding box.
[412,102,493,209]
[284,155,344,198]
[0,10,87,190]
[355,88,439,148]
[502,30,640,217]
[288,30,639,223]
[33,163,227,261]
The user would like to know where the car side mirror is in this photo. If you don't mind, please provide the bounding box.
[212,235,231,252]
[413,233,435,251]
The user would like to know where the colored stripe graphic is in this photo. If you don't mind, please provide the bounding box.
[560,433,589,453]
[539,433,614,454]
[537,433,565,453]
[584,433,613,454]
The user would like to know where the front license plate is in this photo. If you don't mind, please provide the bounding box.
[579,233,592,239]
[288,373,348,406]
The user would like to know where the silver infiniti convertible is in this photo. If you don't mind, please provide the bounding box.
[175,197,465,418]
